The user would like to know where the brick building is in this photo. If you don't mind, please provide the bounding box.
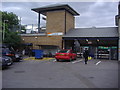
[21,4,118,60]
[21,4,79,51]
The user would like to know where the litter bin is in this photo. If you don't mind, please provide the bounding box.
[34,50,43,59]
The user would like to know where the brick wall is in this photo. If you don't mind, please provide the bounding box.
[21,35,62,49]
[21,10,75,49]
[46,10,65,33]
[66,11,75,32]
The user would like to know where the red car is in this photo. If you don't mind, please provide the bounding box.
[55,49,77,61]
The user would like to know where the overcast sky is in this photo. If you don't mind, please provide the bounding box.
[2,1,118,28]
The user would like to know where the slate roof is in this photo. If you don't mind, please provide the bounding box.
[63,27,118,38]
[31,4,79,16]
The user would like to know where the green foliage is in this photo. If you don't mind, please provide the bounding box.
[21,25,26,30]
[4,31,22,48]
[1,11,23,49]
[2,11,19,31]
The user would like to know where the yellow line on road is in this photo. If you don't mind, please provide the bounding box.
[23,57,55,61]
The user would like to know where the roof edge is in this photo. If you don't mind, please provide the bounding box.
[31,4,80,16]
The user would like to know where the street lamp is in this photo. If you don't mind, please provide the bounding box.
[97,39,100,42]
[18,16,22,32]
[86,39,88,42]
[3,20,8,41]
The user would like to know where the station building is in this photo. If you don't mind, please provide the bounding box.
[21,4,119,60]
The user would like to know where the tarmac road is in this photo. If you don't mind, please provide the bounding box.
[2,58,119,88]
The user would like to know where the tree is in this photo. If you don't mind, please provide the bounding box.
[1,11,23,49]
[2,11,19,31]
[4,31,22,49]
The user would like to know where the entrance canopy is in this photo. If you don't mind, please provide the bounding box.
[63,27,119,46]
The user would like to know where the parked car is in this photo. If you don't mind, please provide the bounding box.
[43,51,50,57]
[15,52,23,61]
[76,52,83,58]
[43,50,58,57]
[55,49,77,62]
[0,56,13,69]
[2,47,16,61]
[2,47,23,62]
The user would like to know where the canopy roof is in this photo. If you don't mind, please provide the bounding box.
[63,27,118,38]
[31,4,80,16]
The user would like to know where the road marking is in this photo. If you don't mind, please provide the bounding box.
[96,61,101,65]
[72,59,83,64]
[23,57,55,61]
[53,59,56,62]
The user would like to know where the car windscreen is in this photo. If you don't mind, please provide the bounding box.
[59,50,69,53]
[2,48,11,54]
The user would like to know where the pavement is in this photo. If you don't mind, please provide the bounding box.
[2,57,119,88]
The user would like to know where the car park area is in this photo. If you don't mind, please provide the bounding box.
[2,57,119,88]
[2,2,120,89]
[0,44,23,70]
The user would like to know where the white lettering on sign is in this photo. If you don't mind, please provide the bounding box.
[88,41,92,44]
[47,32,63,36]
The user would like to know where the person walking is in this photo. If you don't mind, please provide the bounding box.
[22,49,25,56]
[83,48,89,64]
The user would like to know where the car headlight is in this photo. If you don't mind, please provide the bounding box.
[5,59,9,61]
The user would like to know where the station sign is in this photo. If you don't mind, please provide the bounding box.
[47,32,63,36]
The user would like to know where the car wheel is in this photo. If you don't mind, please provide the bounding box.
[12,57,17,62]
[56,59,59,62]
[2,66,8,70]
[74,56,77,60]
[16,58,20,62]
[69,57,72,62]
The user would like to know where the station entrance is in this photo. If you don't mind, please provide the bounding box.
[63,37,118,60]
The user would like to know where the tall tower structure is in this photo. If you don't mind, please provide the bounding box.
[31,4,79,49]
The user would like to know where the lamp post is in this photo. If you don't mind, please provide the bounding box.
[19,17,22,32]
[3,20,8,41]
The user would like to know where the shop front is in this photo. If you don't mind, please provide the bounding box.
[63,39,118,60]
[97,46,118,60]
[63,27,119,60]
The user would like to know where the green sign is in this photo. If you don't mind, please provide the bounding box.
[111,46,117,49]
[98,46,117,49]
[98,46,110,49]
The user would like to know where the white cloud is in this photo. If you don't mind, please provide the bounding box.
[3,6,22,11]
[2,2,118,28]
